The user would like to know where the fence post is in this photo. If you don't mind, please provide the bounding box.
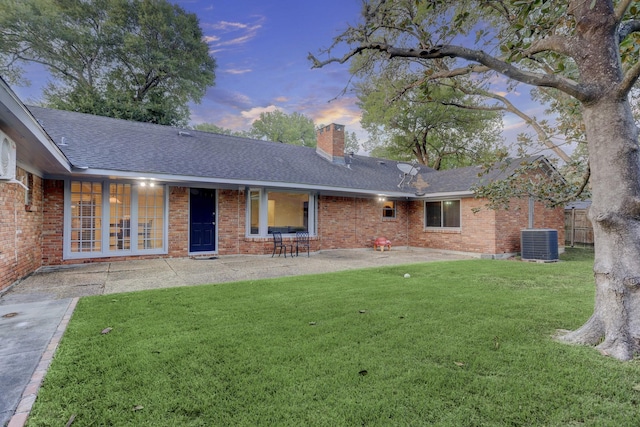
[571,207,575,248]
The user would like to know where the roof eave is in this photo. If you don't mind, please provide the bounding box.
[416,191,475,200]
[49,168,457,199]
[0,78,71,175]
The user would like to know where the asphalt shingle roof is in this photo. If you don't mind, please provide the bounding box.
[413,160,535,194]
[28,105,537,197]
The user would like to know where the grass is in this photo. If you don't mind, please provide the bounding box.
[28,247,640,426]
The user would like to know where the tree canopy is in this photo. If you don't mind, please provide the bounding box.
[344,130,360,154]
[193,123,249,137]
[195,116,361,153]
[250,110,317,147]
[0,0,216,126]
[356,64,504,169]
[310,0,640,361]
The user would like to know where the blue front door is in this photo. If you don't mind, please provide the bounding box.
[189,188,216,253]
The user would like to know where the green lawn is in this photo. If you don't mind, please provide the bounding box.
[29,248,640,426]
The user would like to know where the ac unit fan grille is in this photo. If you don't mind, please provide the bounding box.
[521,229,559,261]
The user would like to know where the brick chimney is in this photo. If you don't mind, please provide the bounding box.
[316,123,345,164]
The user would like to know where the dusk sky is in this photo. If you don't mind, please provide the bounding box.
[177,0,364,132]
[11,0,539,152]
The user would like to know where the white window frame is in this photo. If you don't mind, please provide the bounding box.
[424,199,462,229]
[63,179,168,259]
[246,188,317,237]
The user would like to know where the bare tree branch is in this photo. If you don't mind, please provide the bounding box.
[11,52,86,86]
[311,43,589,102]
[618,60,640,97]
[483,91,571,163]
[446,83,573,163]
[428,64,490,80]
[440,101,504,112]
[618,19,640,42]
[615,0,635,22]
[526,35,574,58]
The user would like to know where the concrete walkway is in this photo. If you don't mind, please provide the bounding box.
[0,248,472,426]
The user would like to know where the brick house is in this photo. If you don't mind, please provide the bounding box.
[0,78,564,291]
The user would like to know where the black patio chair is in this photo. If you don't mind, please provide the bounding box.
[295,231,310,257]
[271,231,292,258]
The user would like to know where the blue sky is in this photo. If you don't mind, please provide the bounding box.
[11,0,541,151]
[177,0,365,133]
[12,0,365,134]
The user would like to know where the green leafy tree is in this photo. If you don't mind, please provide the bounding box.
[0,0,215,126]
[310,0,640,361]
[250,110,317,147]
[344,130,360,154]
[357,66,503,170]
[193,123,250,137]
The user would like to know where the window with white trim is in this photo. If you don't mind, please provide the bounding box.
[137,185,164,250]
[109,183,131,250]
[425,200,461,228]
[66,180,166,258]
[70,181,103,252]
[249,190,260,235]
[247,189,316,236]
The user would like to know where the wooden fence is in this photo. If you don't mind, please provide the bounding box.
[564,208,594,247]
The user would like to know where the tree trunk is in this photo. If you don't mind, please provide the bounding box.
[558,98,640,360]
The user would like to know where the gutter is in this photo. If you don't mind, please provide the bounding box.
[45,167,456,200]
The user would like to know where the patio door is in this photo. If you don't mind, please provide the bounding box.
[189,188,216,253]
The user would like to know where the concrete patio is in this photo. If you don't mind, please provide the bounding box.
[1,247,473,304]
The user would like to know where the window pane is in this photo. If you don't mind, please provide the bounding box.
[70,181,102,252]
[249,190,260,235]
[425,202,442,227]
[442,200,461,227]
[137,185,164,250]
[109,183,132,250]
[382,200,396,218]
[267,192,309,234]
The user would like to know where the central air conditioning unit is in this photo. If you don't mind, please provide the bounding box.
[521,229,559,262]
[0,131,17,180]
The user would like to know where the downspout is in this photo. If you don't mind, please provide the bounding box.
[406,198,410,249]
[14,194,18,264]
[528,197,534,229]
[354,196,357,248]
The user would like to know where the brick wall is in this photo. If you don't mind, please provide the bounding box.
[168,186,189,256]
[408,198,499,254]
[0,168,44,291]
[34,185,565,271]
[316,124,345,162]
[42,179,64,265]
[494,198,565,253]
[217,189,266,255]
[218,193,410,255]
[408,196,564,257]
[217,189,244,254]
[317,196,410,250]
